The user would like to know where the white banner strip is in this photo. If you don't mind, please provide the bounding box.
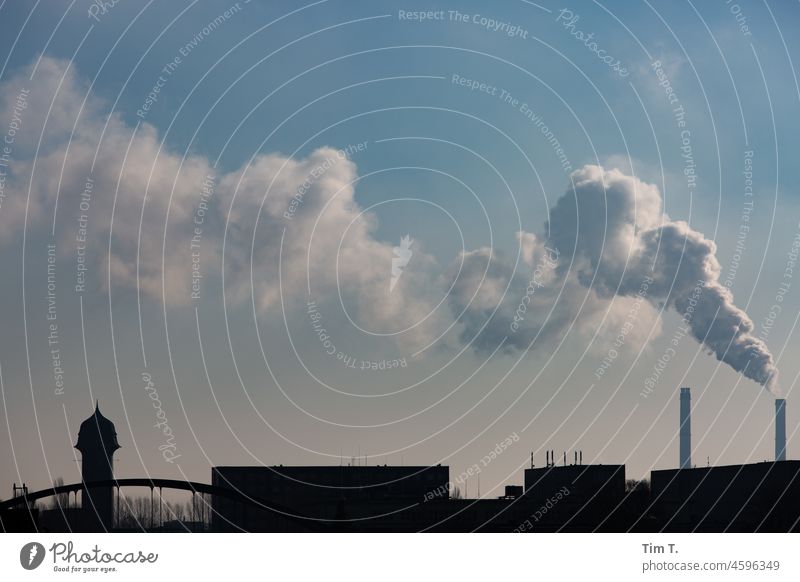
[1,533,798,581]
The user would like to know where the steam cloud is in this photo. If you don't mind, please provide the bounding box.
[553,166,777,390]
[0,57,448,351]
[0,58,779,388]
[451,165,778,391]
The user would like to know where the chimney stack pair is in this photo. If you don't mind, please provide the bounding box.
[679,388,788,466]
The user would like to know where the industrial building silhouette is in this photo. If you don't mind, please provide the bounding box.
[2,389,799,532]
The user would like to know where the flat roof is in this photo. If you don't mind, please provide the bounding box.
[214,465,446,470]
[652,460,799,474]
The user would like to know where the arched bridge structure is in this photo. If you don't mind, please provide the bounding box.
[0,478,327,531]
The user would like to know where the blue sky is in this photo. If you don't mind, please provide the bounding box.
[2,0,800,499]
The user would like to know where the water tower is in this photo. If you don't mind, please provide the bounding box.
[75,402,120,530]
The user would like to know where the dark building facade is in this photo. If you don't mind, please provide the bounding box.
[523,464,626,531]
[74,402,120,530]
[650,461,800,532]
[209,463,634,532]
[211,465,449,532]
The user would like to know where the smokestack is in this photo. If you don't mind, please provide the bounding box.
[680,387,691,469]
[776,399,787,462]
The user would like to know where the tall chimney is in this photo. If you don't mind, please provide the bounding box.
[680,387,691,469]
[776,398,787,462]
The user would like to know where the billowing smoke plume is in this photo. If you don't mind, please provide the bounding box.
[551,165,777,390]
[0,58,779,387]
[634,222,778,390]
[450,165,778,391]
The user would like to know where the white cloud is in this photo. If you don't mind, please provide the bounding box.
[0,57,449,353]
[0,58,776,386]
